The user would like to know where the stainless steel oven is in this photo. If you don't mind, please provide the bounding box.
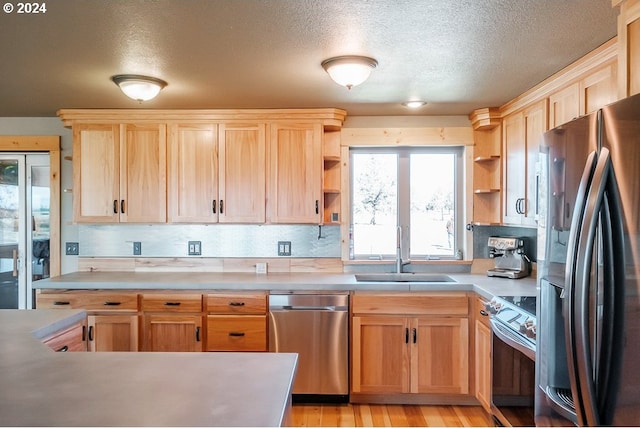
[488,296,536,426]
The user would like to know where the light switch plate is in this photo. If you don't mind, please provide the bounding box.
[277,241,291,256]
[133,242,142,255]
[188,241,201,256]
[65,242,79,255]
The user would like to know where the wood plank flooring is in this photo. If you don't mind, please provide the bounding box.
[291,404,493,427]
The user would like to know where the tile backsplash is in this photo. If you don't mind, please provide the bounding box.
[78,224,341,258]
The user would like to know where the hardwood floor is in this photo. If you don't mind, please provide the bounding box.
[291,404,493,427]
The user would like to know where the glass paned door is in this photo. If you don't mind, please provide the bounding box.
[0,154,49,309]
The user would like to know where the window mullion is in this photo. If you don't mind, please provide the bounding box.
[398,150,410,261]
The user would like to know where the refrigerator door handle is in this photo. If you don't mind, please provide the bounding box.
[573,147,615,426]
[563,149,598,425]
[596,157,626,425]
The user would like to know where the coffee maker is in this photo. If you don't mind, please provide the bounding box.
[486,236,531,279]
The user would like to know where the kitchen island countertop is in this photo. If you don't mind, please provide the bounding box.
[35,271,537,299]
[0,309,297,427]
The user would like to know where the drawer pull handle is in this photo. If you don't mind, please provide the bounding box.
[480,309,489,316]
[53,301,71,306]
[120,199,125,214]
[405,327,409,344]
[412,328,417,344]
[195,326,201,342]
[103,301,122,306]
[82,326,87,342]
[164,302,181,306]
[229,332,246,337]
[113,200,118,214]
[229,302,245,307]
[57,345,69,352]
[88,326,94,341]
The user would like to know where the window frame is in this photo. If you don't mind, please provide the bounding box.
[349,146,464,261]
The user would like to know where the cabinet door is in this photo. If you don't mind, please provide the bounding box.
[218,123,266,223]
[206,315,267,351]
[503,112,525,225]
[412,317,469,395]
[549,82,580,128]
[268,123,322,223]
[143,314,203,352]
[580,62,618,115]
[352,316,410,394]
[87,314,139,352]
[120,124,167,223]
[522,100,547,226]
[167,124,219,223]
[73,124,120,223]
[474,319,492,412]
[42,320,87,352]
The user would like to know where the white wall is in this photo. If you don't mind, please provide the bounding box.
[0,118,77,273]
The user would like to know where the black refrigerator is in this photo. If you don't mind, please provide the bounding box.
[536,93,640,426]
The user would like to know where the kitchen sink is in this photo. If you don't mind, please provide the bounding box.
[354,273,457,283]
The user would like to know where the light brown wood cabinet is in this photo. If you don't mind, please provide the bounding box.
[167,122,269,223]
[473,296,491,412]
[268,122,322,223]
[141,293,203,352]
[72,123,167,223]
[205,291,268,351]
[41,319,87,352]
[37,291,140,352]
[87,314,139,352]
[351,292,470,400]
[617,0,640,97]
[502,100,548,226]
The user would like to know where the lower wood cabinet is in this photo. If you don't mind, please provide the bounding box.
[141,293,203,352]
[87,314,139,352]
[41,319,87,352]
[142,314,203,352]
[474,296,492,412]
[351,292,470,401]
[205,291,268,351]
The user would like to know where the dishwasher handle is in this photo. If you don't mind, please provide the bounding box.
[273,305,346,311]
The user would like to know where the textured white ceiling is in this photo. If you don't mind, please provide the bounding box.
[0,0,618,117]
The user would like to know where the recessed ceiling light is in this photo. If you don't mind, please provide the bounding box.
[402,101,427,108]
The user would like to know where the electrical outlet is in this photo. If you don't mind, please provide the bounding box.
[133,242,142,255]
[188,241,202,256]
[277,241,291,256]
[256,262,267,274]
[65,242,79,256]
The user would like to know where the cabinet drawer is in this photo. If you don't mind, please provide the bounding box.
[475,296,490,327]
[352,292,469,316]
[42,321,87,352]
[37,292,138,311]
[141,294,202,312]
[206,315,267,351]
[206,292,267,314]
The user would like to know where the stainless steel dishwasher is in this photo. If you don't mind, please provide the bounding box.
[268,291,349,403]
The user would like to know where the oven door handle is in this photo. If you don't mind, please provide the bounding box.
[489,318,535,361]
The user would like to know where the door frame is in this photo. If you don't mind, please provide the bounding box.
[0,136,61,277]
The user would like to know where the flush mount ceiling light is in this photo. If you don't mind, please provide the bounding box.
[402,100,427,108]
[111,74,168,102]
[321,55,378,90]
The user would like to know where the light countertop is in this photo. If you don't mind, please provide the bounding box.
[35,271,538,299]
[0,309,297,427]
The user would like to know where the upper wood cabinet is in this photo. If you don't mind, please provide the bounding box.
[167,123,267,224]
[219,123,267,223]
[502,100,548,226]
[60,108,346,225]
[616,0,640,97]
[267,122,322,223]
[167,124,219,223]
[73,123,167,223]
